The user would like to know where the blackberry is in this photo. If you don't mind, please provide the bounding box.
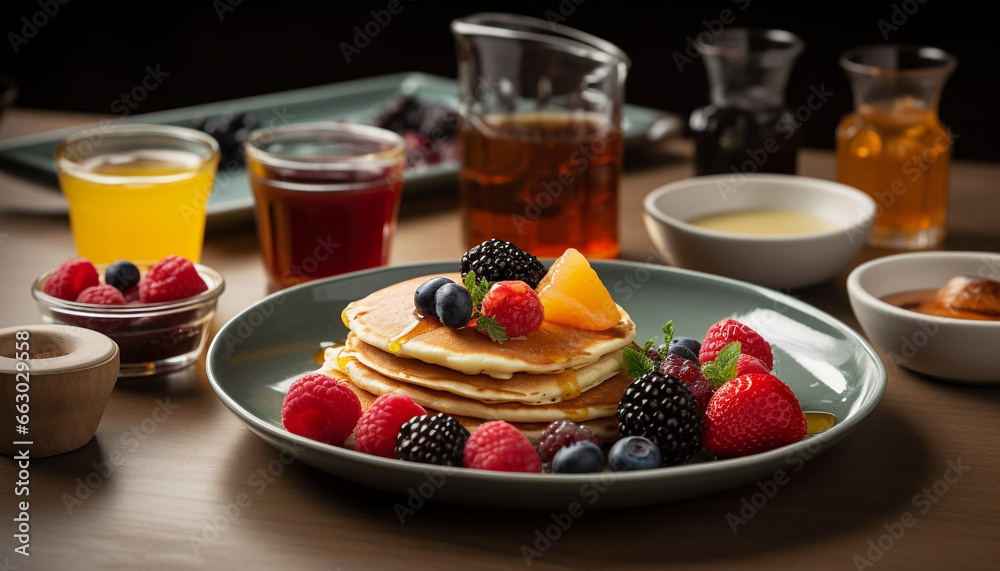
[460,238,546,289]
[189,110,258,167]
[617,371,702,466]
[395,413,470,467]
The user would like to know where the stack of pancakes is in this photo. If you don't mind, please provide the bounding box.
[321,274,637,443]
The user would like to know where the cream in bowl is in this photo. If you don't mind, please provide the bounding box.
[643,174,876,289]
[847,251,1000,384]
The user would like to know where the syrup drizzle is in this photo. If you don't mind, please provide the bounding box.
[388,317,441,354]
[804,411,837,434]
[337,354,357,371]
[312,341,342,367]
[560,407,590,423]
[554,369,582,401]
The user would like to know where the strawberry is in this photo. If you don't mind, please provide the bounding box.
[699,318,773,370]
[701,373,807,458]
[736,353,771,376]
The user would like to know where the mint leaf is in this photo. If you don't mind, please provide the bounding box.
[464,271,490,310]
[640,320,677,361]
[623,344,654,378]
[662,321,675,346]
[465,273,508,343]
[701,341,741,390]
[475,315,508,343]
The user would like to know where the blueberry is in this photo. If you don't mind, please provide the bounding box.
[670,337,702,365]
[608,436,662,472]
[668,343,699,365]
[414,277,453,317]
[434,282,473,328]
[105,260,141,292]
[551,441,605,473]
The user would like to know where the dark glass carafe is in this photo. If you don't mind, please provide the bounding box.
[688,28,804,176]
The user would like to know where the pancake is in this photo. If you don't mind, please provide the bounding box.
[337,334,622,405]
[330,348,634,424]
[342,274,636,379]
[323,367,621,445]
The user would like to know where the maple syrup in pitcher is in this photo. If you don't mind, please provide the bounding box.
[459,112,622,259]
[451,12,630,259]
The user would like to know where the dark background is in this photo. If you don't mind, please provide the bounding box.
[1,0,997,161]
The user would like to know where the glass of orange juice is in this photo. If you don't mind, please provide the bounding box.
[836,45,956,249]
[54,124,220,263]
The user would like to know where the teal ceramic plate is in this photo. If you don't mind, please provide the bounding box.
[0,72,681,221]
[206,261,886,510]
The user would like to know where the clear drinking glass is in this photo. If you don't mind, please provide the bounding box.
[688,28,804,176]
[836,44,957,249]
[244,122,406,291]
[451,13,630,259]
[54,124,220,264]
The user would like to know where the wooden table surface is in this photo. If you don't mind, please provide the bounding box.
[1,108,998,571]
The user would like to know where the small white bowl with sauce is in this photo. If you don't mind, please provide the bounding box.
[847,251,1000,384]
[643,174,876,289]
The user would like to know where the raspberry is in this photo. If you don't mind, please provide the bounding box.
[463,420,542,473]
[480,280,545,337]
[700,318,774,370]
[396,413,470,466]
[617,370,702,466]
[43,257,99,301]
[657,353,713,412]
[538,420,601,463]
[122,286,141,303]
[355,393,427,458]
[460,238,547,289]
[76,284,127,305]
[281,373,362,446]
[139,255,208,303]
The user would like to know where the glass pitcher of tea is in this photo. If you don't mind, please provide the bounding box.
[451,13,630,259]
[836,44,957,249]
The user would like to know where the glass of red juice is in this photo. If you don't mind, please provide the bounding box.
[244,122,406,290]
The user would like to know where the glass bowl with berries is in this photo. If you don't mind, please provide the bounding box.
[31,255,224,377]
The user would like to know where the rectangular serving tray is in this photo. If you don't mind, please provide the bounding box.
[0,72,681,220]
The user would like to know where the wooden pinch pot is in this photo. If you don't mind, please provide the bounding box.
[1,324,119,457]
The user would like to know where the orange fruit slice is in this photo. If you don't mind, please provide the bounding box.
[536,248,621,330]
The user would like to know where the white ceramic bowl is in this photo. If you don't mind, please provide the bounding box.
[643,174,876,289]
[847,251,1000,384]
